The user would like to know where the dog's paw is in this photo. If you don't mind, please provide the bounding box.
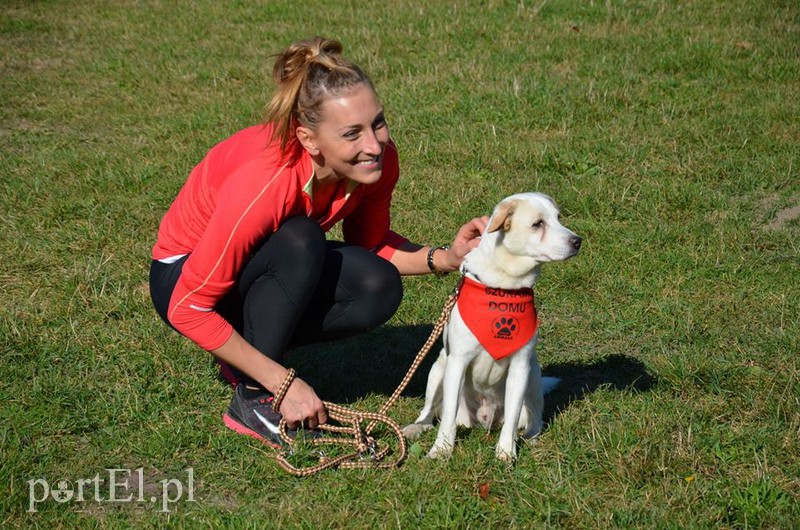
[495,444,517,462]
[402,423,432,440]
[522,432,540,444]
[522,422,542,440]
[428,443,453,459]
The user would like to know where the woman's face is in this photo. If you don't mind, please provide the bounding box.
[297,83,389,185]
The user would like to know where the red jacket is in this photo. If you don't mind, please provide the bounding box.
[152,124,406,350]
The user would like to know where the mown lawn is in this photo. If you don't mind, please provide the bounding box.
[1,0,798,527]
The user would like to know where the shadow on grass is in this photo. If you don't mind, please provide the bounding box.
[542,354,658,427]
[277,325,657,425]
[285,324,441,403]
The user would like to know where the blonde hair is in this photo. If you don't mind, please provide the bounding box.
[265,37,375,153]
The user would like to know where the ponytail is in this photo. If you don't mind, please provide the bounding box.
[265,37,374,153]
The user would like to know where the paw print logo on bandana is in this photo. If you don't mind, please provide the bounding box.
[492,316,519,340]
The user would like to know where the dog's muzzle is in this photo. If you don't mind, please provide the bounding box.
[567,235,582,257]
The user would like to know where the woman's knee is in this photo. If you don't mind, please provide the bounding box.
[353,259,403,326]
[238,216,325,294]
[272,216,325,259]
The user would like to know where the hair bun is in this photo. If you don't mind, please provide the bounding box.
[265,36,374,153]
[273,36,343,84]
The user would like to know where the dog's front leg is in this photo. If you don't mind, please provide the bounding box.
[522,359,544,439]
[496,350,532,461]
[402,350,446,440]
[428,354,470,459]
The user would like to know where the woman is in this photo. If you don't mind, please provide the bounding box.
[149,37,486,447]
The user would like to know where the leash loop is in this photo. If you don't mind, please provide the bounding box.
[269,288,460,476]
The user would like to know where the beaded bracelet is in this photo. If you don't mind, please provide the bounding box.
[426,245,451,275]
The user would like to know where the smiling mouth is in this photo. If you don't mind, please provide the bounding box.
[354,155,381,167]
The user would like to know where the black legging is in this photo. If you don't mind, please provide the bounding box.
[149,216,403,386]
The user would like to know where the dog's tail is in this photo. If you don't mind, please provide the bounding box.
[542,377,561,395]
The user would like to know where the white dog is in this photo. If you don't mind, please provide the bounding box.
[403,192,581,461]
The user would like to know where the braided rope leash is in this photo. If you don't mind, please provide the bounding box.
[269,288,460,477]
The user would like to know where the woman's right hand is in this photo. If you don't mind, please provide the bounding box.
[280,377,328,430]
[211,332,328,430]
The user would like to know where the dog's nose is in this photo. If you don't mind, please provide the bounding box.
[570,236,582,250]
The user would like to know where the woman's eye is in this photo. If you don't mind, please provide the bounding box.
[371,112,388,132]
[343,130,359,140]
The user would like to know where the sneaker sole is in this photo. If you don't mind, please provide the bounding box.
[222,413,281,449]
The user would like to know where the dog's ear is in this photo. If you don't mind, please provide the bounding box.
[486,199,518,233]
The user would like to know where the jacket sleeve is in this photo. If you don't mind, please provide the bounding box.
[167,161,293,350]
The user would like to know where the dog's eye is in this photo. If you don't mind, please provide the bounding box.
[532,220,544,228]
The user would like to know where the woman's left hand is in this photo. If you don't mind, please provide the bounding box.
[442,216,489,271]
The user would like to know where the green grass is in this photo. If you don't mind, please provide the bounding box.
[2,0,798,527]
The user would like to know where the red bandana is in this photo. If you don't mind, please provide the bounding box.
[456,276,538,361]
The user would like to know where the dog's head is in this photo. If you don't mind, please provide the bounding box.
[485,192,582,264]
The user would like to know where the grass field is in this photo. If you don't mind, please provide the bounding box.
[2,0,799,527]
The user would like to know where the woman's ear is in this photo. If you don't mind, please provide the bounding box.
[296,127,319,156]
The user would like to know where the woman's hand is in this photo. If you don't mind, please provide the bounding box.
[440,216,489,271]
[211,331,328,429]
[388,215,490,275]
[280,377,328,430]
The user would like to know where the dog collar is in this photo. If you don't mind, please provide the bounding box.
[456,276,538,361]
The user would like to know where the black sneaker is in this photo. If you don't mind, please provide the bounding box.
[222,384,287,448]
